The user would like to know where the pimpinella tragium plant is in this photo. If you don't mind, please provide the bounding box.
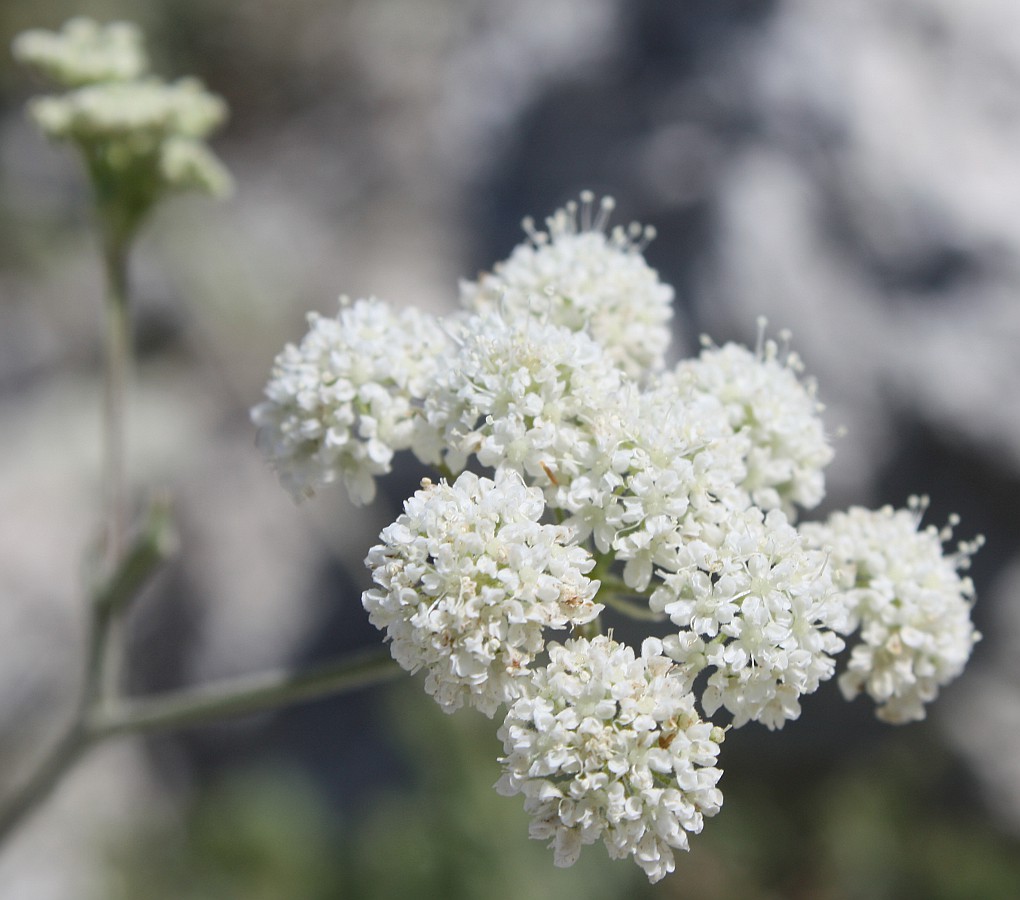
[4,16,983,886]
[2,17,232,846]
[12,16,231,564]
[253,192,984,882]
[12,17,231,238]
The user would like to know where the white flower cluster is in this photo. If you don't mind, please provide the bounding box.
[801,499,982,723]
[253,297,449,504]
[13,17,230,200]
[12,17,146,87]
[363,470,601,716]
[253,193,983,881]
[669,326,833,516]
[496,636,724,883]
[591,379,749,591]
[460,191,674,378]
[28,78,226,156]
[652,507,847,729]
[427,311,626,479]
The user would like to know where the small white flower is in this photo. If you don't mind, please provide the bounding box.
[496,635,724,883]
[252,297,449,504]
[460,192,674,378]
[671,325,833,516]
[363,470,601,716]
[12,18,147,87]
[653,507,846,730]
[159,135,232,197]
[800,498,982,723]
[15,18,231,203]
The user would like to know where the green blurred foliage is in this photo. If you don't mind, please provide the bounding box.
[102,680,641,900]
[100,680,1020,900]
[673,727,1020,900]
[105,766,345,900]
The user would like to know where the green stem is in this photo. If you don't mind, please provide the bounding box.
[573,619,602,640]
[0,721,96,847]
[600,591,666,623]
[101,230,131,567]
[90,647,401,737]
[591,562,666,623]
[433,461,456,482]
[0,515,171,846]
[92,495,177,617]
[0,157,159,849]
[0,645,400,846]
[99,229,133,705]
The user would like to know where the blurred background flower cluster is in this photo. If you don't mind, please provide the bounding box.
[2,1,1020,897]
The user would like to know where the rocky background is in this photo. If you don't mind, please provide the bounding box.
[1,1,1019,897]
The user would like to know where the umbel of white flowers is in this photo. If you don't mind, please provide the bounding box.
[13,17,231,243]
[253,192,982,883]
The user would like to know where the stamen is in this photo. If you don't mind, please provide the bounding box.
[634,224,657,253]
[579,189,595,231]
[907,495,930,529]
[778,328,793,364]
[564,200,579,235]
[594,195,615,232]
[521,215,541,245]
[755,316,768,360]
